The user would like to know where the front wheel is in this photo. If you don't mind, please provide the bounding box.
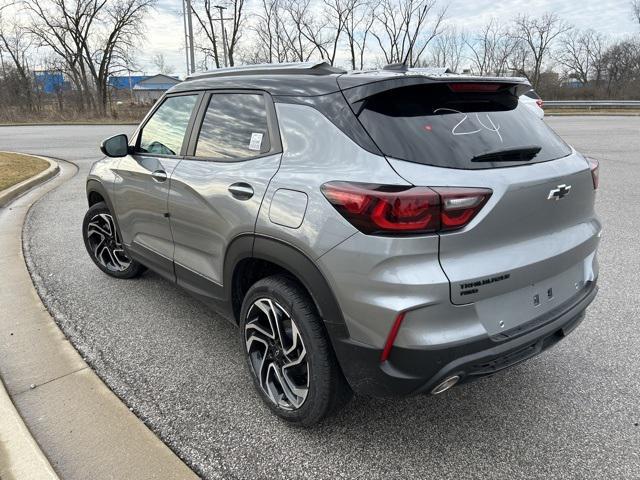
[240,275,351,426]
[82,202,145,279]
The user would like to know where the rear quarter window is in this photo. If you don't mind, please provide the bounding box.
[194,93,270,160]
[357,84,570,169]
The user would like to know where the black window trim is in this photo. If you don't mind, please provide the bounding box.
[183,89,283,163]
[130,91,204,159]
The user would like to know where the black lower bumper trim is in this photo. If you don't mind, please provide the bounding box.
[329,281,597,397]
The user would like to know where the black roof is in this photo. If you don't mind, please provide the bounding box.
[168,61,531,98]
[170,72,344,96]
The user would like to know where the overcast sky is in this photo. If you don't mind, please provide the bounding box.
[140,0,639,77]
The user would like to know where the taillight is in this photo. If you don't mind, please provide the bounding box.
[435,187,492,231]
[321,182,492,235]
[536,99,544,108]
[588,157,599,189]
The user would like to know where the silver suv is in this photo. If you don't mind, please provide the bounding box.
[83,62,601,425]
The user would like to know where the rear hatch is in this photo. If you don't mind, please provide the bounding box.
[341,76,600,335]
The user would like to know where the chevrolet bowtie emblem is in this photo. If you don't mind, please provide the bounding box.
[548,184,572,200]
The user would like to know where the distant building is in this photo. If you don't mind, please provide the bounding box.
[561,78,585,89]
[108,75,150,91]
[34,71,66,94]
[132,74,181,103]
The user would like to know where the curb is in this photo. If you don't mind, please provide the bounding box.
[0,378,58,480]
[0,153,60,208]
[0,156,198,480]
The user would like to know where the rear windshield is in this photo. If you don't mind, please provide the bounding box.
[357,84,570,169]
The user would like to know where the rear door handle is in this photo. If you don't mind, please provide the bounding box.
[151,170,167,182]
[228,182,254,200]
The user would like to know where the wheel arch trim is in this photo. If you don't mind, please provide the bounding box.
[86,179,115,212]
[224,234,349,335]
[86,179,128,255]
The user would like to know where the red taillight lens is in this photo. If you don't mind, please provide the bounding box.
[321,182,492,235]
[321,182,439,234]
[536,99,544,108]
[434,187,492,231]
[588,157,599,189]
[448,82,503,93]
[380,312,406,363]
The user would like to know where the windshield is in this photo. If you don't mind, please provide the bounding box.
[357,83,570,169]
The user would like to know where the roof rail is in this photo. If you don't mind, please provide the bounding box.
[382,62,408,72]
[185,61,346,81]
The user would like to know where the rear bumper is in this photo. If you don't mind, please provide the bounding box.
[329,280,598,397]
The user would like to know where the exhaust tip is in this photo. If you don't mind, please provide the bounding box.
[431,375,460,395]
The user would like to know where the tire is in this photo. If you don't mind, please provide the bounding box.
[240,275,351,426]
[82,202,145,279]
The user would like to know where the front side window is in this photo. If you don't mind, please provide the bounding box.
[195,93,270,160]
[138,95,198,156]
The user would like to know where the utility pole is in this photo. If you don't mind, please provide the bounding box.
[181,0,191,74]
[185,0,196,73]
[214,5,228,67]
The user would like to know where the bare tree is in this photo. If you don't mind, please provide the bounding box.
[633,0,640,26]
[556,29,606,85]
[190,0,222,68]
[466,19,516,75]
[372,0,446,67]
[512,13,572,88]
[343,0,374,69]
[281,0,322,62]
[26,0,154,115]
[226,0,245,65]
[250,0,289,63]
[0,14,35,111]
[94,0,155,113]
[152,53,175,75]
[426,26,465,71]
[316,0,352,65]
[191,0,245,67]
[506,38,531,77]
[602,38,640,96]
[25,0,96,112]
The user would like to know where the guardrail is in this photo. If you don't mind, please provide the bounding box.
[544,100,640,109]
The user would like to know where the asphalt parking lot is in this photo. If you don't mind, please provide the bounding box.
[2,117,639,479]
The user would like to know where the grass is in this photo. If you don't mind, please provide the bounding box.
[0,119,139,126]
[0,152,50,191]
[0,103,149,125]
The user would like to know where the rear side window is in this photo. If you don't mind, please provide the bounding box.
[523,89,541,99]
[195,93,270,160]
[357,84,570,169]
[138,95,198,156]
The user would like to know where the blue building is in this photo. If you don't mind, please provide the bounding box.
[34,71,66,94]
[108,74,180,103]
[108,75,150,90]
[132,74,181,103]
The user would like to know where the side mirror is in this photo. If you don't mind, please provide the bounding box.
[100,134,129,158]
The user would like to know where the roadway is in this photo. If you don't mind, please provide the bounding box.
[1,117,638,479]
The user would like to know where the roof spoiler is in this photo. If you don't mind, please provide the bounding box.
[383,64,454,75]
[341,75,532,104]
[185,61,346,81]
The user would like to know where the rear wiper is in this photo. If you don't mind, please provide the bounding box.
[471,146,541,163]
